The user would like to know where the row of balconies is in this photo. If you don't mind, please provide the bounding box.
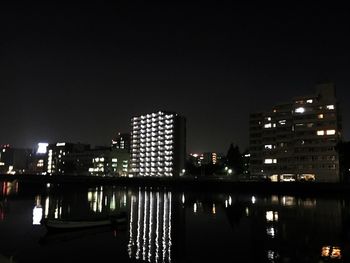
[131,150,173,156]
[139,167,173,172]
[138,163,173,167]
[132,126,174,134]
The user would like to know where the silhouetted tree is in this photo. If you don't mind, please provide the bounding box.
[226,143,244,175]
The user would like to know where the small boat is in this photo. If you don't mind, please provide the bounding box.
[42,212,127,231]
[39,224,115,245]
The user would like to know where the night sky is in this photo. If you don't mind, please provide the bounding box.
[1,1,350,153]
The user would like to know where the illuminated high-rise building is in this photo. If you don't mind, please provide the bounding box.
[249,83,342,182]
[130,111,186,177]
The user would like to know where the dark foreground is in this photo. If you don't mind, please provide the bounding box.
[0,178,349,262]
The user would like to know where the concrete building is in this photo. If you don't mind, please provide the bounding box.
[47,142,90,175]
[188,152,220,167]
[88,148,130,177]
[0,144,32,174]
[46,143,130,176]
[130,111,186,177]
[111,132,130,152]
[249,83,341,182]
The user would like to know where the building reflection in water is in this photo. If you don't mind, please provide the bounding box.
[226,194,346,262]
[42,186,130,221]
[128,188,174,263]
[32,195,43,225]
[35,184,350,261]
[0,181,19,221]
[1,181,18,197]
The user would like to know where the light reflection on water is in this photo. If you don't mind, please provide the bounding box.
[0,180,348,262]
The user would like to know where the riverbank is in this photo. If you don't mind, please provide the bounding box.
[0,174,349,196]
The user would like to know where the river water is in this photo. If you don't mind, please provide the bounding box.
[0,180,347,262]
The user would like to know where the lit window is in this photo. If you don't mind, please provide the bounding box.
[326,105,335,110]
[266,211,278,222]
[326,130,336,135]
[264,159,273,164]
[317,130,325,136]
[295,107,305,113]
[318,114,324,119]
[306,99,313,103]
[265,145,273,150]
[264,123,272,129]
[278,120,286,125]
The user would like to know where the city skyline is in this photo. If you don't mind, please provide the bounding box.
[1,2,350,153]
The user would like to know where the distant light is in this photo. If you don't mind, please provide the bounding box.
[33,206,43,225]
[212,203,216,214]
[317,130,325,136]
[37,143,49,154]
[251,196,256,204]
[326,129,336,135]
[56,142,66,147]
[266,211,274,222]
[295,107,305,113]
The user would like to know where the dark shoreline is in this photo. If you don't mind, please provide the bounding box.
[1,174,350,196]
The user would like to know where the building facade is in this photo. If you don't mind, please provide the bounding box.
[0,144,32,174]
[47,142,90,175]
[46,143,130,176]
[249,83,341,182]
[88,148,130,177]
[130,111,186,177]
[111,132,130,152]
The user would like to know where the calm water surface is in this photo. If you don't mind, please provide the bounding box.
[0,180,348,262]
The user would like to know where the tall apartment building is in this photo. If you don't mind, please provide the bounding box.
[249,83,341,182]
[130,111,186,177]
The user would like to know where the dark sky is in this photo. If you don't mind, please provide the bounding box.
[1,1,350,153]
